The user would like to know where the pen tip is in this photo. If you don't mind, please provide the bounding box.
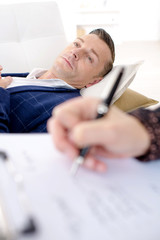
[70,156,84,177]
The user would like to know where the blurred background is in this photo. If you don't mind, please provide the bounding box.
[0,0,160,103]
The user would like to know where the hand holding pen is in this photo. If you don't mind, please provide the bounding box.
[70,67,124,176]
[48,68,137,174]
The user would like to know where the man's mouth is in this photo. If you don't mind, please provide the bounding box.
[62,56,73,69]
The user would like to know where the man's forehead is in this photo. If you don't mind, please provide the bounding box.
[82,34,111,58]
[80,34,109,51]
[80,34,100,42]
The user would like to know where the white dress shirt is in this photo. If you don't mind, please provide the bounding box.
[7,68,75,89]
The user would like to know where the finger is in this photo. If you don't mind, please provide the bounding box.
[53,97,100,127]
[83,155,107,172]
[71,119,112,147]
[47,118,79,159]
[53,107,81,129]
[0,77,13,88]
[90,146,128,159]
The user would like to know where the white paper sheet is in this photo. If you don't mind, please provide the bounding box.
[0,134,160,240]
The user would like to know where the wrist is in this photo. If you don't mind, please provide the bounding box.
[130,108,160,161]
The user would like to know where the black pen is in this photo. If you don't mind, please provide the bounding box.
[70,67,125,176]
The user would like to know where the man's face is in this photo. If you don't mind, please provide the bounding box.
[52,34,112,89]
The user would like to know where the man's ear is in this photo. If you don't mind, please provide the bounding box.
[85,77,102,88]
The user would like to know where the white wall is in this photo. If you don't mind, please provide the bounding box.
[55,0,160,42]
[56,0,160,41]
[0,0,160,41]
[120,0,160,41]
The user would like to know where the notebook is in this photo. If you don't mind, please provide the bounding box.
[0,134,159,240]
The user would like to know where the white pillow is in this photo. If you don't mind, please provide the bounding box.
[80,61,143,104]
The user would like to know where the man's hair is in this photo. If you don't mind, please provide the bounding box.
[89,28,115,76]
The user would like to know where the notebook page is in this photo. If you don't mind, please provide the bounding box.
[0,134,159,240]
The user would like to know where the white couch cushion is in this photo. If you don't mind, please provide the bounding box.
[81,61,143,103]
[0,1,67,72]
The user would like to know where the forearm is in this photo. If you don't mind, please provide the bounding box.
[130,107,160,161]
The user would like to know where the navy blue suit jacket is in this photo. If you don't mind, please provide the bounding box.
[0,86,80,133]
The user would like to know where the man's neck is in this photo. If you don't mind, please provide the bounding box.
[38,70,57,79]
[38,69,79,89]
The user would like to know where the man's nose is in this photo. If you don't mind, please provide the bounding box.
[71,48,84,60]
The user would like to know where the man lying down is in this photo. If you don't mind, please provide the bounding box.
[0,28,115,133]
